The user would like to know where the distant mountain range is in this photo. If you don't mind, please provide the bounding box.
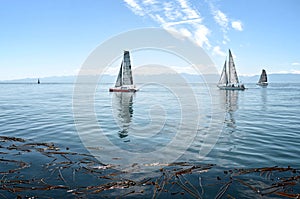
[239,73,300,83]
[1,73,300,84]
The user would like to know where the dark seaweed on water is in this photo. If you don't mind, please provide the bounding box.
[0,136,300,198]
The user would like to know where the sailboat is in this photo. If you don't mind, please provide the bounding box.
[109,50,138,92]
[217,49,245,90]
[257,69,268,86]
[37,78,40,84]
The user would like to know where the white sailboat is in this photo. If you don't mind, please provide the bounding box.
[109,50,138,92]
[257,69,268,86]
[218,49,245,90]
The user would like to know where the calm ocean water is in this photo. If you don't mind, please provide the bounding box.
[0,82,299,197]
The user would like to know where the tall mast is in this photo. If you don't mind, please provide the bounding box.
[228,49,239,84]
[228,49,231,84]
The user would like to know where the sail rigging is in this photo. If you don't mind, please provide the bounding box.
[228,49,240,84]
[122,51,133,85]
[218,49,245,90]
[218,60,228,85]
[258,69,267,83]
[109,50,137,92]
[115,63,123,87]
[257,69,268,86]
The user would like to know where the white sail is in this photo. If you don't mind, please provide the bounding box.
[217,49,245,90]
[110,50,137,92]
[228,49,240,84]
[258,69,267,83]
[218,60,228,85]
[122,51,133,85]
[115,63,123,87]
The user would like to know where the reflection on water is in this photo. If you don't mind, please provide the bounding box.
[223,90,239,130]
[211,90,241,165]
[260,86,267,110]
[112,92,134,139]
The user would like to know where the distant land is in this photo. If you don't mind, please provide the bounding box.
[1,73,300,84]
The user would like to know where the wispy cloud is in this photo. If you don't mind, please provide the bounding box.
[207,1,244,57]
[274,70,300,74]
[291,70,300,74]
[143,0,157,5]
[213,9,228,30]
[163,18,202,27]
[123,0,243,57]
[292,62,300,66]
[209,2,243,41]
[193,24,210,48]
[178,28,192,38]
[124,0,144,16]
[231,21,243,31]
[123,0,211,48]
[212,46,226,57]
[210,6,244,32]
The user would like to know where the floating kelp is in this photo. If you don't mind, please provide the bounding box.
[0,158,30,175]
[0,136,25,142]
[0,136,299,198]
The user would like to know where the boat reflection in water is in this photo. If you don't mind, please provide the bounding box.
[219,90,240,155]
[260,86,267,111]
[112,92,134,140]
[224,90,239,129]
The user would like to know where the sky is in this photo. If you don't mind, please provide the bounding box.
[0,0,300,80]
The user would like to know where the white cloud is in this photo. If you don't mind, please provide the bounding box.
[124,0,245,49]
[292,62,300,66]
[183,9,200,20]
[150,14,166,24]
[142,0,157,5]
[208,2,243,50]
[231,21,243,31]
[194,24,211,48]
[163,2,182,20]
[212,46,226,57]
[177,0,200,19]
[124,0,144,16]
[291,70,300,74]
[122,0,248,75]
[179,28,192,38]
[149,14,166,24]
[124,0,211,48]
[274,70,300,74]
[177,0,188,9]
[213,10,228,29]
[163,18,202,27]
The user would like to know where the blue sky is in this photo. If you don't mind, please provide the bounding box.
[0,0,299,80]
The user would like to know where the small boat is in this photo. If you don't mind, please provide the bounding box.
[257,69,268,86]
[109,50,138,92]
[217,49,245,90]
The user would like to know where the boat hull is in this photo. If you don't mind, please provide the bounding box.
[218,85,245,90]
[256,82,268,86]
[109,87,138,92]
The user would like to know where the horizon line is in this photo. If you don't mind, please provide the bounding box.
[1,72,300,82]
